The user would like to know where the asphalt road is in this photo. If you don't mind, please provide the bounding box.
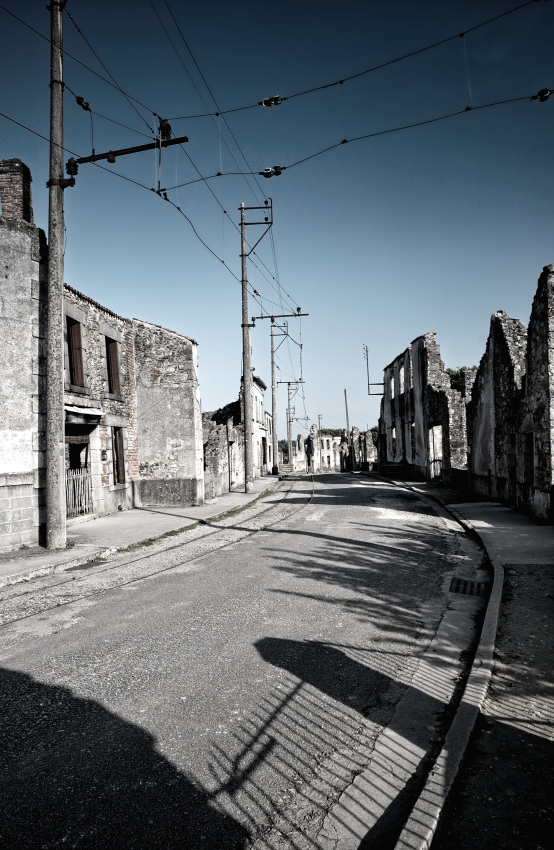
[0,475,484,849]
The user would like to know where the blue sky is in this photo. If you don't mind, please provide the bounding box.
[1,0,553,433]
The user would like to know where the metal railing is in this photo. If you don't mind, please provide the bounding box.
[65,468,93,518]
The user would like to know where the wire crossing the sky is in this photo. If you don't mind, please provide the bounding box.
[167,0,542,120]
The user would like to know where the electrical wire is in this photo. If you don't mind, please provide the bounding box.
[159,0,268,206]
[146,0,296,309]
[171,137,299,312]
[142,0,289,309]
[0,109,265,308]
[166,0,540,119]
[0,4,158,119]
[64,82,154,141]
[285,94,537,169]
[163,91,546,184]
[147,0,264,206]
[65,8,156,135]
[51,2,288,309]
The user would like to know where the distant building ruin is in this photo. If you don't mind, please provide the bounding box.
[202,376,272,500]
[379,265,554,522]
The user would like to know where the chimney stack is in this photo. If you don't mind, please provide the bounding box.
[0,159,34,224]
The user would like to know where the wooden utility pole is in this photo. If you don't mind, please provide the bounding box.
[45,0,67,548]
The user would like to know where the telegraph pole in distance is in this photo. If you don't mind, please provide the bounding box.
[45,0,70,549]
[250,310,308,476]
[277,380,304,468]
[270,324,277,474]
[239,199,274,492]
[240,203,254,493]
[344,388,351,439]
[363,343,385,395]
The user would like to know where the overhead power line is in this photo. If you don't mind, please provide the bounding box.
[166,0,542,120]
[65,8,155,135]
[154,0,267,206]
[0,109,267,309]
[148,0,292,309]
[0,3,159,121]
[161,90,551,186]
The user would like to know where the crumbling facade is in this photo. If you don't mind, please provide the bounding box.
[379,334,469,483]
[379,265,554,521]
[0,158,204,552]
[202,377,272,499]
[305,427,377,473]
[467,266,554,520]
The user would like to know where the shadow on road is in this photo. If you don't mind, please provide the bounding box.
[0,668,248,849]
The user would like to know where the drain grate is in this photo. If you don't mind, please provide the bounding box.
[449,577,489,596]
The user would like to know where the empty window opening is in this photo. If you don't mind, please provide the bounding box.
[105,337,120,395]
[112,427,125,484]
[67,317,84,387]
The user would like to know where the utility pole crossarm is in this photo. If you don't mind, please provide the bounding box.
[251,313,308,321]
[70,135,189,166]
[363,343,384,395]
[241,199,273,256]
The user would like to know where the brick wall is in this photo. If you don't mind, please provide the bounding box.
[0,159,33,224]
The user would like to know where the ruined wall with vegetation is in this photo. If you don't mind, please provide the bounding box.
[202,411,244,500]
[467,265,554,519]
[380,333,468,483]
[381,265,554,521]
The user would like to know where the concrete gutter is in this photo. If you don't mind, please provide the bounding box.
[366,476,504,850]
[394,502,504,850]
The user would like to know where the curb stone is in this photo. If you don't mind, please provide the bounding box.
[394,506,503,850]
[362,475,504,850]
[0,479,284,590]
[0,547,113,589]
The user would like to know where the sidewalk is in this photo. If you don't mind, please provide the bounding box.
[0,476,281,589]
[378,478,554,850]
[429,500,554,850]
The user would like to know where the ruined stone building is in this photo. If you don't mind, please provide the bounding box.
[467,266,554,520]
[379,333,470,484]
[0,158,204,552]
[251,375,273,475]
[379,265,554,521]
[305,427,377,474]
[202,376,272,499]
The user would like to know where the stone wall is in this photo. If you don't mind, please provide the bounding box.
[63,286,138,516]
[203,399,246,498]
[524,266,554,517]
[466,312,526,502]
[202,414,243,499]
[133,319,204,506]
[380,265,554,521]
[0,209,47,550]
[0,157,206,552]
[380,333,469,483]
[467,265,554,519]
